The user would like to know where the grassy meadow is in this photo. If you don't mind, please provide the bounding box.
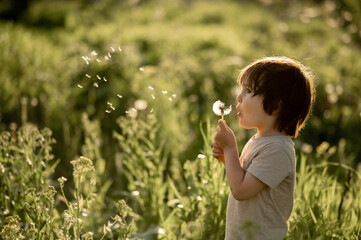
[1,0,361,239]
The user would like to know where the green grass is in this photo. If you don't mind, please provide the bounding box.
[1,0,361,239]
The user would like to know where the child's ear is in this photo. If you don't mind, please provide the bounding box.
[272,101,283,115]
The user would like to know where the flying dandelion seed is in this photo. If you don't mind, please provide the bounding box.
[213,100,232,121]
[82,56,89,65]
[108,53,111,58]
[118,47,122,52]
[172,94,176,98]
[148,86,154,90]
[177,204,184,209]
[111,47,115,52]
[139,67,144,71]
[197,154,206,159]
[105,56,110,61]
[93,82,99,88]
[96,75,101,80]
[96,59,101,63]
[197,196,202,201]
[131,108,137,112]
[103,77,107,82]
[77,84,83,88]
[91,51,98,56]
[107,102,113,106]
[110,105,115,110]
[151,94,155,99]
[150,109,154,113]
[168,97,172,101]
[117,94,122,98]
[162,90,168,94]
[85,74,91,78]
[105,110,111,113]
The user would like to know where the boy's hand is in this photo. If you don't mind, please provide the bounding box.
[213,119,237,152]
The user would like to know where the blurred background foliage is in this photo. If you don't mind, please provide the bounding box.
[0,0,361,238]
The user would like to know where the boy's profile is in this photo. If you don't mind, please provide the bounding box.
[212,56,316,239]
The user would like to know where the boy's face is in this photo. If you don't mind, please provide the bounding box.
[236,79,275,130]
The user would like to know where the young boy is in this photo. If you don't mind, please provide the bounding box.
[212,56,316,239]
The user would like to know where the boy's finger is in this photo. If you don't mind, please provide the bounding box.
[218,119,227,130]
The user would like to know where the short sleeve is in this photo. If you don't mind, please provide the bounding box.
[247,144,291,189]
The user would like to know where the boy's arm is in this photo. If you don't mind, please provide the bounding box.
[214,120,266,201]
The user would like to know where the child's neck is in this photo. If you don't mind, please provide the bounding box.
[255,128,286,139]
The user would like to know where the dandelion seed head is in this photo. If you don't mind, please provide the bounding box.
[213,100,232,117]
[131,191,140,196]
[134,99,148,110]
[126,108,137,118]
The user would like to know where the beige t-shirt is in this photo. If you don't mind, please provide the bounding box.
[225,135,295,240]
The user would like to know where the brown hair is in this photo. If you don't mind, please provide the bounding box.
[237,56,316,138]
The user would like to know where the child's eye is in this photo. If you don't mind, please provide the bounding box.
[246,88,252,93]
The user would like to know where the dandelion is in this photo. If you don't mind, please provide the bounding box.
[148,86,154,90]
[103,77,107,82]
[131,191,140,196]
[85,74,91,78]
[134,99,148,110]
[117,94,123,98]
[77,84,83,88]
[91,51,98,56]
[93,82,99,88]
[213,100,232,120]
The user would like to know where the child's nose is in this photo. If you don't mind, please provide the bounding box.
[237,93,242,103]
